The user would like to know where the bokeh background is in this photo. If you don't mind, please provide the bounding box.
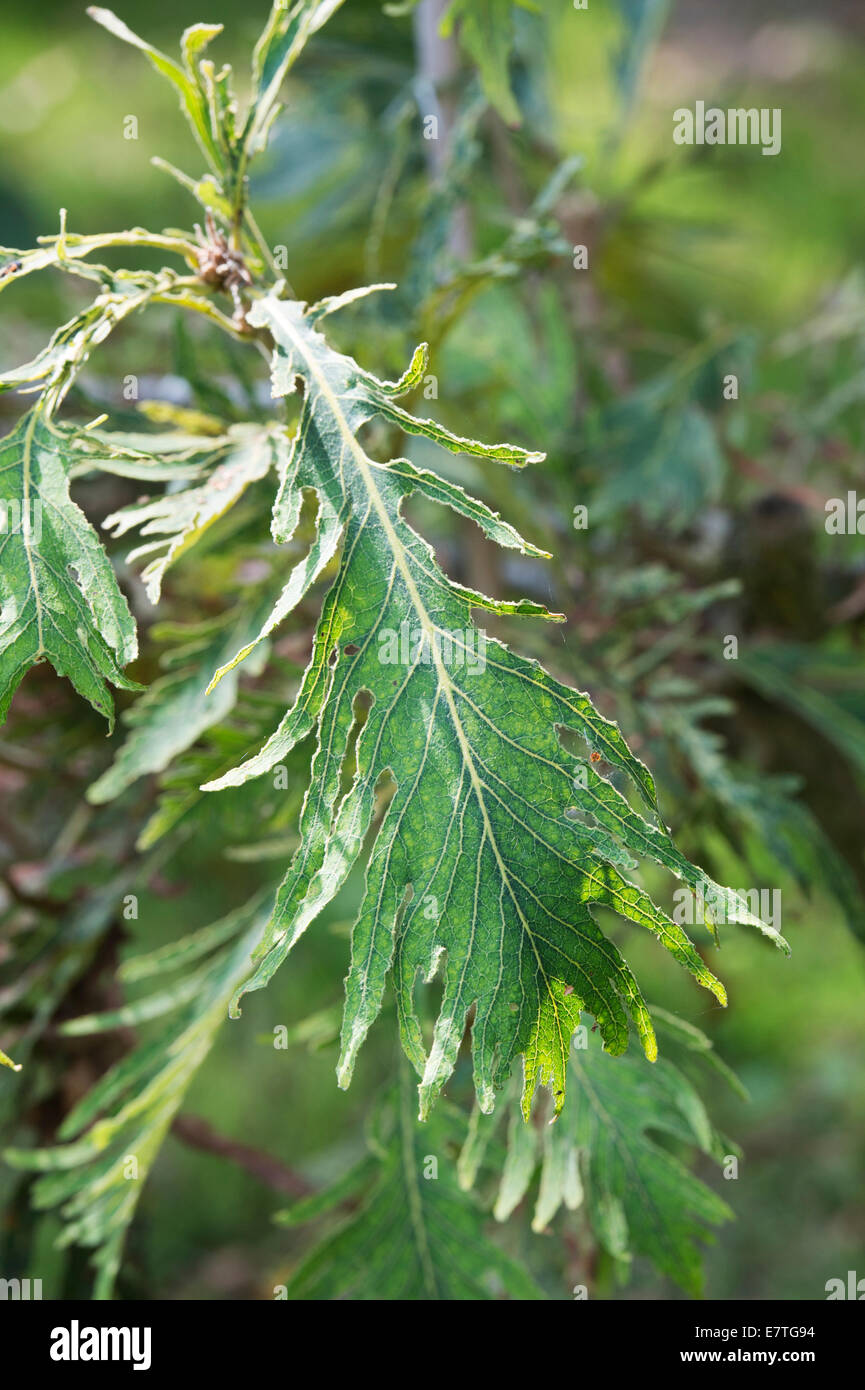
[1,0,863,1300]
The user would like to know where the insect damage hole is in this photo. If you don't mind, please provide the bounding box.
[329,687,374,831]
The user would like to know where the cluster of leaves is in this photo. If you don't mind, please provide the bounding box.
[5,894,274,1298]
[2,0,860,1302]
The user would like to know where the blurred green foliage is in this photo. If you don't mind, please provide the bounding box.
[1,0,863,1300]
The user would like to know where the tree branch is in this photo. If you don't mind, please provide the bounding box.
[171,1113,314,1198]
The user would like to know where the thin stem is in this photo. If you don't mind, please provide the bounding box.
[35,229,199,264]
[153,286,250,339]
[244,207,279,279]
[171,1113,314,1197]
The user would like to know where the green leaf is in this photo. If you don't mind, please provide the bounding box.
[274,1155,376,1227]
[442,0,524,126]
[669,699,865,944]
[87,598,275,806]
[104,425,281,603]
[181,22,224,76]
[150,159,235,224]
[0,873,130,1087]
[737,644,865,781]
[560,1040,733,1294]
[246,1,348,156]
[4,893,272,1299]
[470,1028,734,1295]
[282,1066,543,1299]
[87,7,222,171]
[651,1005,748,1103]
[612,0,670,119]
[0,228,197,299]
[587,392,726,531]
[200,289,780,1121]
[0,266,179,407]
[135,688,303,852]
[68,427,216,482]
[0,410,140,729]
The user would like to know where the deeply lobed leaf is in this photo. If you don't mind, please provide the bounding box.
[280,1064,543,1300]
[194,289,784,1120]
[0,411,141,728]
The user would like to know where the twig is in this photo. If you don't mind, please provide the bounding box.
[726,445,828,510]
[171,1113,314,1198]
